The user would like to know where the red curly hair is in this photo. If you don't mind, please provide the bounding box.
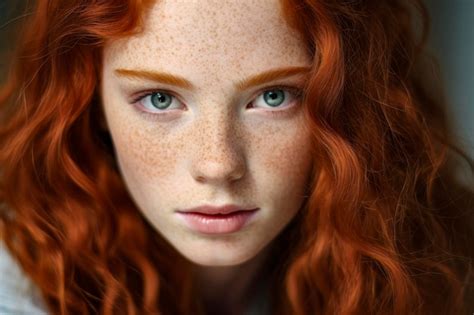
[1,0,473,314]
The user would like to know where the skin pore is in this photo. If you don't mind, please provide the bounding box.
[100,0,313,313]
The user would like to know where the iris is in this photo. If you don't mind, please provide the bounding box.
[150,92,173,109]
[263,89,285,107]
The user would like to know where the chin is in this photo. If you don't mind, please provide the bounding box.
[177,243,263,267]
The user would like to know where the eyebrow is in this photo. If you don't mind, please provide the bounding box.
[115,68,194,90]
[236,66,310,91]
[114,66,310,92]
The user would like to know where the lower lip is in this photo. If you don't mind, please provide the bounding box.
[176,209,259,234]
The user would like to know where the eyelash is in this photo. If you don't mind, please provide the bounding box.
[130,85,303,119]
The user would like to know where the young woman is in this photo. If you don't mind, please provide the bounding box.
[0,0,473,314]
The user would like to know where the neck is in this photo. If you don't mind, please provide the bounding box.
[191,243,274,315]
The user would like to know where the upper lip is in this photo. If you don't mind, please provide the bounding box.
[177,204,258,215]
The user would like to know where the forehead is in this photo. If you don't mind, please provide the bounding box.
[104,0,310,84]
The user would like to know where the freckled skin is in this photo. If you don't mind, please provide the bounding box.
[101,0,312,267]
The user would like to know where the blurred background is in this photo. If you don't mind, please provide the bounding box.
[428,1,474,160]
[0,1,473,158]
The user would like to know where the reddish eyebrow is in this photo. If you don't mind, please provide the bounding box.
[235,66,310,91]
[114,66,310,92]
[115,69,194,90]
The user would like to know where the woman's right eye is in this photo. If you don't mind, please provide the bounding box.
[135,91,184,113]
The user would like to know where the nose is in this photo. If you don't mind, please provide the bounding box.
[190,117,246,185]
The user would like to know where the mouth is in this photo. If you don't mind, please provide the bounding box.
[175,207,260,234]
[177,204,258,215]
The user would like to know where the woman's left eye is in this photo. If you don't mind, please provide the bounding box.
[250,87,301,110]
[134,91,184,113]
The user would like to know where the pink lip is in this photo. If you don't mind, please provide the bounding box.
[177,204,256,215]
[176,205,259,234]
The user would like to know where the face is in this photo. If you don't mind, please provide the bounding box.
[101,0,313,266]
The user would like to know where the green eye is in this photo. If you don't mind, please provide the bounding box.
[251,87,301,112]
[135,90,185,116]
[150,92,173,109]
[263,89,285,107]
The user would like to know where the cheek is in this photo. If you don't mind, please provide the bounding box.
[110,123,191,213]
[250,118,312,190]
[99,116,175,223]
[110,121,182,182]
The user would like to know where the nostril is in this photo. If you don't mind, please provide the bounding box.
[196,175,205,183]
